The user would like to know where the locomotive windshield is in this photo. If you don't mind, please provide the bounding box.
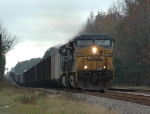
[77,40,93,46]
[95,40,111,46]
[77,39,111,46]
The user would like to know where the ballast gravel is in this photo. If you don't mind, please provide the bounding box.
[79,94,150,114]
[40,88,150,114]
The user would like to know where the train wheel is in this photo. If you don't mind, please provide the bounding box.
[69,75,77,88]
[61,75,69,87]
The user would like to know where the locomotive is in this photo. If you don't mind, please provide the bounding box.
[10,35,114,91]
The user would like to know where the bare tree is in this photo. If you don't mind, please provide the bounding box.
[0,23,18,55]
[0,20,18,80]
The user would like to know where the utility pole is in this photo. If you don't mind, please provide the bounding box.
[0,34,1,81]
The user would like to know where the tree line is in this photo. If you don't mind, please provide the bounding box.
[11,47,55,73]
[11,58,41,73]
[77,0,150,86]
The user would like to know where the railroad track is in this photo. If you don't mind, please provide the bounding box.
[102,91,150,106]
[109,88,150,94]
[50,88,150,106]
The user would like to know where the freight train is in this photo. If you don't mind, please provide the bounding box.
[10,35,114,91]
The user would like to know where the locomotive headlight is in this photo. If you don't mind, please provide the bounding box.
[102,65,106,69]
[92,47,97,54]
[84,65,88,69]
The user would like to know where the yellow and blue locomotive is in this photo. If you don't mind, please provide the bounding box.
[59,35,113,91]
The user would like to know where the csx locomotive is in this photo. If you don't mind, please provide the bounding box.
[11,35,114,91]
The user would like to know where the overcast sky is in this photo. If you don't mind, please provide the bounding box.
[0,0,117,71]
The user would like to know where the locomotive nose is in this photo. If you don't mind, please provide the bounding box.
[91,74,99,84]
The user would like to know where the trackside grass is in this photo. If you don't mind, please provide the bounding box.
[0,82,119,114]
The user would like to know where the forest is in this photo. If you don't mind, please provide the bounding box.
[12,0,150,86]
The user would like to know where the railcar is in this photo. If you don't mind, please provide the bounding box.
[11,35,114,91]
[9,72,22,85]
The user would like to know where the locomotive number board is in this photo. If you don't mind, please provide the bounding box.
[76,53,85,57]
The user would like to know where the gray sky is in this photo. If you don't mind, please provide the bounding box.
[0,0,117,71]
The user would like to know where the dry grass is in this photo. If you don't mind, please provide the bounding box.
[0,82,119,114]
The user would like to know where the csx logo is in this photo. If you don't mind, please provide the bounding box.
[86,54,103,61]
